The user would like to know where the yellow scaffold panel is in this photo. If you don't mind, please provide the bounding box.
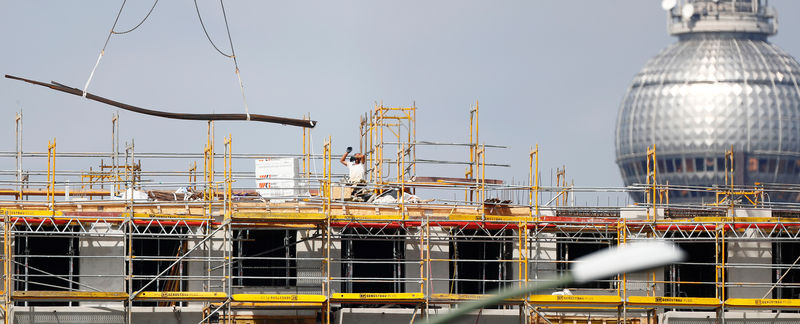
[135,291,227,301]
[331,214,404,221]
[627,296,720,308]
[529,295,621,307]
[693,217,732,223]
[132,213,208,220]
[13,291,127,301]
[431,293,522,303]
[725,298,800,309]
[232,294,326,303]
[448,214,529,222]
[233,212,325,221]
[2,209,63,217]
[226,302,325,309]
[331,292,424,303]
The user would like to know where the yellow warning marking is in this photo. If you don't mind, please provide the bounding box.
[135,291,227,301]
[232,294,326,303]
[627,296,720,307]
[725,298,800,308]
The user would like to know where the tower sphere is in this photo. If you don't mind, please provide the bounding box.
[615,0,800,203]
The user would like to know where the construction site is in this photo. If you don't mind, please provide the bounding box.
[0,103,797,324]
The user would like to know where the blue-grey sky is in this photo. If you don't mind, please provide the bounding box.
[2,1,799,193]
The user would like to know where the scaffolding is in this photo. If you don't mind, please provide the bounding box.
[0,107,800,324]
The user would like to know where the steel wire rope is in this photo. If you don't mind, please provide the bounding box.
[193,0,232,57]
[82,0,128,97]
[112,0,160,35]
[194,0,252,119]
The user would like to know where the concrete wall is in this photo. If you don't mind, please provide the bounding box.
[79,224,125,307]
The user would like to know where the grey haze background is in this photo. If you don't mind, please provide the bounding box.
[1,1,799,201]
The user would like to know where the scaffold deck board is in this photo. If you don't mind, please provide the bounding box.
[331,292,424,303]
[12,291,128,301]
[627,296,720,308]
[529,295,621,307]
[232,294,326,303]
[233,212,326,222]
[725,298,800,309]
[431,293,523,304]
[135,291,227,301]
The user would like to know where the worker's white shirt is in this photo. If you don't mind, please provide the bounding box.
[346,161,366,183]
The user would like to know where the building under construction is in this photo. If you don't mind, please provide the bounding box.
[0,102,800,324]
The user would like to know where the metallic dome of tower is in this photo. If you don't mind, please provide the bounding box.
[615,0,800,203]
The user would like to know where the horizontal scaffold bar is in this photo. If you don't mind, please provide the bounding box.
[12,291,127,301]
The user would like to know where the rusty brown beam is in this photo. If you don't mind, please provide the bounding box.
[5,74,317,128]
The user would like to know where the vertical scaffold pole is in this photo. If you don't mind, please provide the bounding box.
[47,138,56,211]
[646,145,657,221]
[112,113,119,195]
[529,145,540,219]
[3,209,11,324]
[15,111,22,201]
[204,121,215,202]
[322,137,331,324]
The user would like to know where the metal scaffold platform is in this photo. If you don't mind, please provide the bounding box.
[1,106,800,324]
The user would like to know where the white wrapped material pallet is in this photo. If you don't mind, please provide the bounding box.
[255,157,305,199]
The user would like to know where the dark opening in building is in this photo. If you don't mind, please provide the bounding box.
[233,229,297,287]
[556,233,616,290]
[664,234,717,298]
[131,226,187,306]
[15,232,80,306]
[341,228,405,293]
[773,236,800,299]
[449,229,513,294]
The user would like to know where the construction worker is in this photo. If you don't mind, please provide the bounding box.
[340,147,368,201]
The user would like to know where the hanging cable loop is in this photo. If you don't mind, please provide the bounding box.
[193,0,233,58]
[112,0,160,35]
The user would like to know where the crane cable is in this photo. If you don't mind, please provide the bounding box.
[82,0,160,97]
[194,0,251,120]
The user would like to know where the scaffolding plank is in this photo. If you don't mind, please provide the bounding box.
[449,214,530,222]
[627,296,720,308]
[2,209,63,217]
[725,298,800,309]
[331,293,424,303]
[135,291,227,301]
[12,291,127,301]
[529,295,621,307]
[431,293,522,303]
[224,302,324,309]
[132,213,208,220]
[232,294,326,303]
[233,212,325,222]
